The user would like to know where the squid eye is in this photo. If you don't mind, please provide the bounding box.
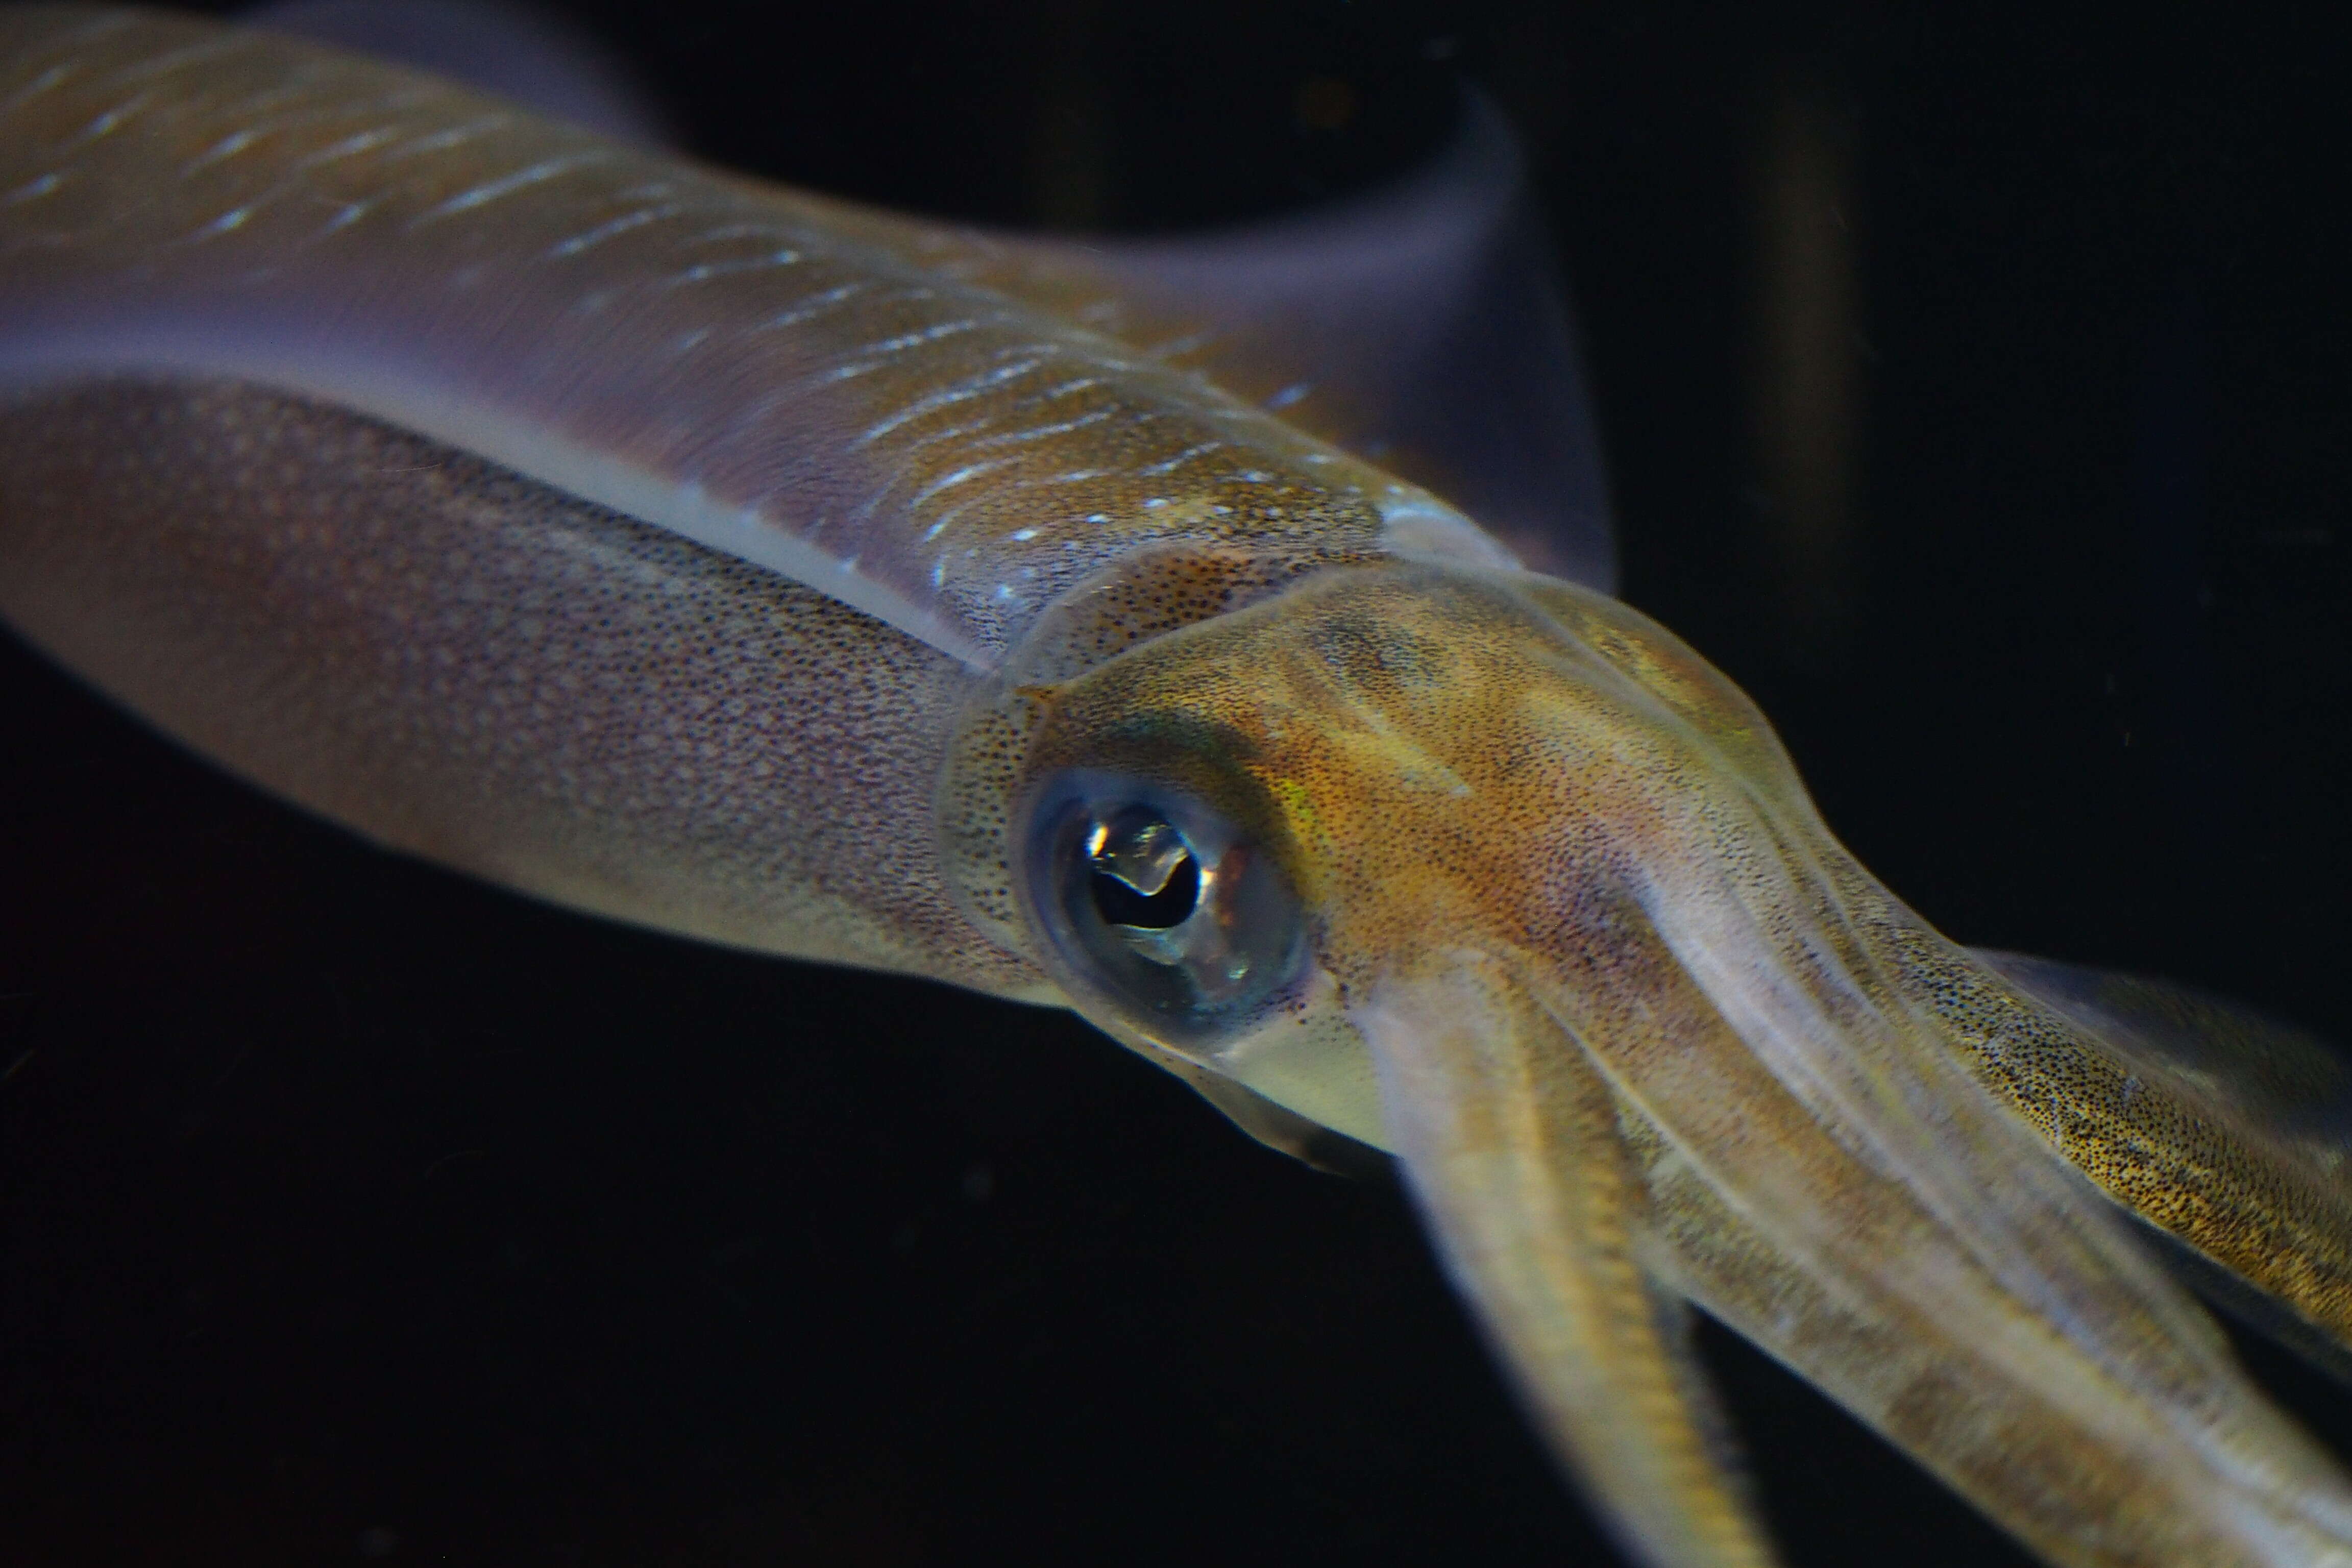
[1024,773,1306,1044]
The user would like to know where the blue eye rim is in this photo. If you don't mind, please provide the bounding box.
[1021,768,1308,1048]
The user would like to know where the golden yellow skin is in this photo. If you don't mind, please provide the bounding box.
[973,558,2352,1567]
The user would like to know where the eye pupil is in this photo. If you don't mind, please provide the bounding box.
[1091,851,1200,929]
[1087,812,1202,932]
[1028,775,1303,1044]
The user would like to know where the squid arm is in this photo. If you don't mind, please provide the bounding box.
[5,10,2352,1568]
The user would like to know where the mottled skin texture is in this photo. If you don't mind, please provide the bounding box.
[1914,939,2352,1356]
[0,378,1036,995]
[982,564,2352,1565]
[6,10,2352,1568]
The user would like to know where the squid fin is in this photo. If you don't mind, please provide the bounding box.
[984,93,1618,590]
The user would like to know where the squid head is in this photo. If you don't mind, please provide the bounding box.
[949,553,2352,1568]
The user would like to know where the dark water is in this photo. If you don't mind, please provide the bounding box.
[3,3,2348,1564]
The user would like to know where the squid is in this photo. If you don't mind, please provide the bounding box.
[4,8,2351,1565]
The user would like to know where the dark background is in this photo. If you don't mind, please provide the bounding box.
[4,2,2350,1564]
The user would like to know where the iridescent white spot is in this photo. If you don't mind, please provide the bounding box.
[5,66,72,113]
[861,318,986,357]
[1266,382,1312,410]
[673,250,802,284]
[76,94,149,140]
[548,204,682,258]
[1139,442,1225,476]
[410,152,606,225]
[1010,527,1039,542]
[300,128,401,167]
[756,282,868,332]
[911,460,1010,507]
[859,355,1048,445]
[185,127,260,172]
[383,116,514,163]
[3,173,61,205]
[685,222,801,246]
[974,406,1116,447]
[190,205,252,238]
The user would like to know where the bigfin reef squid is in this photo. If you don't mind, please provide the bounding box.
[3,8,2351,1565]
